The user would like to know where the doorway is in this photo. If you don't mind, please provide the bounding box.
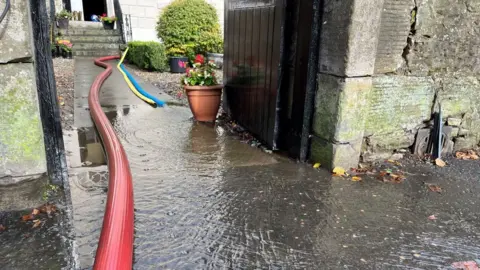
[82,0,107,21]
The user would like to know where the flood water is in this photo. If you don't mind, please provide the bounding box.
[69,105,480,269]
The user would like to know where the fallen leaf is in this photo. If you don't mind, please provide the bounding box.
[427,184,442,193]
[352,176,362,182]
[332,167,347,177]
[435,158,446,167]
[32,219,42,228]
[428,215,437,220]
[313,163,321,169]
[39,204,57,215]
[32,208,40,215]
[21,214,34,221]
[455,150,479,160]
[0,224,5,231]
[413,253,421,258]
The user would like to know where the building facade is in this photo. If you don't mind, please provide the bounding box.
[60,0,224,41]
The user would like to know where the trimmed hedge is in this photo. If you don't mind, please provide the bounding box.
[126,41,168,71]
[156,0,223,57]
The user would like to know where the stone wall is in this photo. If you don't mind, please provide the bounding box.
[311,0,480,169]
[0,0,47,184]
[120,0,224,41]
[365,0,480,160]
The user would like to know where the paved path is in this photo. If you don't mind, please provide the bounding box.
[69,58,480,269]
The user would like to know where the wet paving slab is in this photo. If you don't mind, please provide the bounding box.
[67,59,480,269]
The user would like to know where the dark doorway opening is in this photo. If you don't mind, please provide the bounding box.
[82,0,107,21]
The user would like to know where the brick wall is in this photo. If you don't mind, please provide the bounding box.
[120,0,224,41]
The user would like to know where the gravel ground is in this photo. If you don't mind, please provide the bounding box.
[53,58,74,130]
[127,64,223,106]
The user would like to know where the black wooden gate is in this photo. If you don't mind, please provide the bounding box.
[224,0,316,156]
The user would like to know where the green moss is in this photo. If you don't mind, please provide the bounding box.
[0,75,44,164]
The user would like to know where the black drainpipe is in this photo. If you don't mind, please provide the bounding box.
[30,0,69,186]
[299,0,323,162]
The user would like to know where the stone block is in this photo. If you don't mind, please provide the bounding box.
[313,74,371,143]
[319,0,384,77]
[409,0,480,76]
[374,0,415,74]
[364,75,435,150]
[451,127,460,137]
[447,117,462,126]
[0,64,46,179]
[458,128,469,136]
[0,0,33,63]
[310,137,363,171]
[129,6,146,17]
[438,76,480,117]
[454,137,478,151]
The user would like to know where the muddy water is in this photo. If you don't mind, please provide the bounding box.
[71,105,480,269]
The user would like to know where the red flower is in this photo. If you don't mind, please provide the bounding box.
[178,61,185,68]
[194,54,205,64]
[102,13,107,17]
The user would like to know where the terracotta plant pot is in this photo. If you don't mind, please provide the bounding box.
[185,85,223,122]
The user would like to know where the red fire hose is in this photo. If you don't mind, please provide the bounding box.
[89,56,134,270]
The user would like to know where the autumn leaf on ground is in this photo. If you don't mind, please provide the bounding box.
[22,214,34,221]
[332,167,347,177]
[456,150,479,160]
[32,219,42,228]
[313,163,321,169]
[427,184,442,193]
[387,159,402,166]
[390,174,405,183]
[39,204,57,215]
[351,176,362,182]
[435,158,446,167]
[32,208,40,215]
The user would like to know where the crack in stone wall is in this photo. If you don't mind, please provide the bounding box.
[364,0,480,159]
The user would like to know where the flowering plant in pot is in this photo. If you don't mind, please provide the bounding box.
[100,14,117,30]
[181,54,222,122]
[57,39,73,58]
[56,10,72,29]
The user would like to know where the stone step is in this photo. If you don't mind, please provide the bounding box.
[74,43,120,51]
[69,21,105,29]
[65,35,123,44]
[73,50,120,57]
[59,28,121,36]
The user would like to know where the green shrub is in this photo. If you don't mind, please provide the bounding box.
[156,0,223,57]
[126,41,168,71]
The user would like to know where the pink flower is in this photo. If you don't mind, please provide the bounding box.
[178,61,185,68]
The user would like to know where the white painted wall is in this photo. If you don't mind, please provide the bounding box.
[120,0,224,41]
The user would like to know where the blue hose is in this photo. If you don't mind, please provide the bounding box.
[120,64,166,107]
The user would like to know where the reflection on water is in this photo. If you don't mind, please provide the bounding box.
[70,105,480,269]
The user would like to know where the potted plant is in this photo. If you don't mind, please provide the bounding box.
[156,0,222,73]
[57,39,73,58]
[197,32,224,69]
[182,54,223,122]
[56,10,72,29]
[100,14,117,30]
